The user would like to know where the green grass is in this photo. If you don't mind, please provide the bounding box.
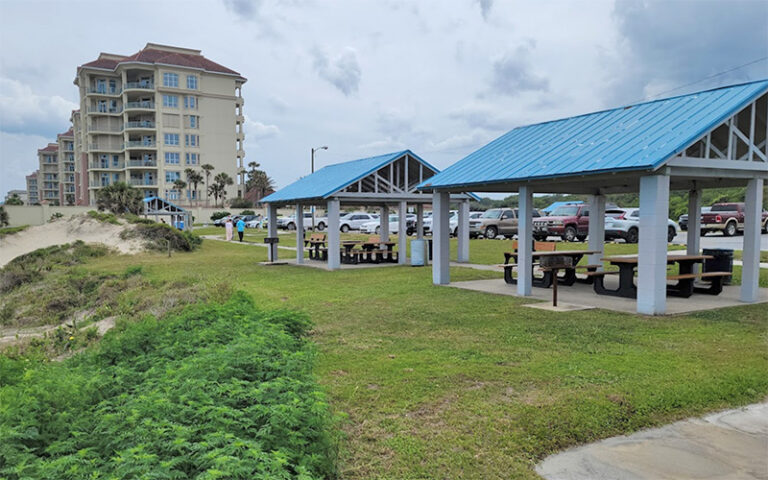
[75,240,768,479]
[734,249,768,263]
[0,226,28,238]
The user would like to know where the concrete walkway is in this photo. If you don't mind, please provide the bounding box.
[537,402,768,480]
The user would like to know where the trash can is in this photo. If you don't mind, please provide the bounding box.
[702,248,733,285]
[411,239,426,266]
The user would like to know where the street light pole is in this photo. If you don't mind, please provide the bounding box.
[310,146,328,230]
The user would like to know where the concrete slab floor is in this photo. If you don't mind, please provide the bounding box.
[536,402,768,480]
[285,258,404,270]
[524,302,595,312]
[446,279,768,315]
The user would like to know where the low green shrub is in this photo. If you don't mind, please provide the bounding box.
[121,223,202,251]
[86,210,120,225]
[48,212,63,222]
[230,198,253,208]
[239,209,256,215]
[0,226,28,238]
[0,294,338,479]
[210,211,230,221]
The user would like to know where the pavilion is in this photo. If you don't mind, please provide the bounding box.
[261,150,476,269]
[142,196,192,230]
[419,80,767,315]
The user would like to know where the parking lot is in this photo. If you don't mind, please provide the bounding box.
[671,231,768,250]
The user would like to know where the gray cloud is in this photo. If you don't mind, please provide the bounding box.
[606,0,768,105]
[311,47,362,96]
[0,77,77,138]
[476,0,493,20]
[222,0,263,19]
[489,41,549,96]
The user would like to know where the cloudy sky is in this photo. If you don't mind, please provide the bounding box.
[1,0,766,198]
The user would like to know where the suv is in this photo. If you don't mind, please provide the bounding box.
[533,204,588,242]
[470,208,541,239]
[605,208,679,243]
[339,212,379,232]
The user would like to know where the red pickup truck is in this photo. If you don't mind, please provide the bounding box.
[533,204,589,242]
[700,203,768,236]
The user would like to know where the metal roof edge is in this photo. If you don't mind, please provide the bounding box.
[318,150,408,199]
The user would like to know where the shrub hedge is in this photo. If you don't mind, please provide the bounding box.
[121,223,202,251]
[0,293,337,479]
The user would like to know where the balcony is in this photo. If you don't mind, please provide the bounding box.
[125,121,156,130]
[124,82,154,91]
[125,101,155,111]
[90,162,125,170]
[127,159,157,168]
[129,179,157,187]
[125,140,156,149]
[87,124,123,134]
[88,143,123,152]
[88,106,123,115]
[87,87,121,96]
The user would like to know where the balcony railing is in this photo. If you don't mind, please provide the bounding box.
[125,140,156,148]
[88,143,123,151]
[88,106,123,114]
[125,121,156,129]
[90,162,125,169]
[127,160,157,168]
[129,179,157,186]
[125,101,155,110]
[88,87,121,95]
[124,82,154,90]
[87,125,123,133]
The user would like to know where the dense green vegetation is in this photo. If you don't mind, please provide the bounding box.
[121,223,202,251]
[0,294,337,480]
[0,225,28,238]
[86,210,121,225]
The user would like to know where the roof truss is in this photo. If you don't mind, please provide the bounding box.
[339,152,437,195]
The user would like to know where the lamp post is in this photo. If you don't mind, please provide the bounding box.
[310,146,328,230]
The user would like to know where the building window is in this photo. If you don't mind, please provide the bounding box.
[100,173,109,187]
[187,75,197,90]
[162,95,179,108]
[185,153,198,165]
[185,134,199,147]
[163,72,179,88]
[112,155,119,167]
[165,152,180,164]
[186,115,200,128]
[113,173,120,182]
[164,133,180,146]
[165,171,181,183]
[184,96,197,109]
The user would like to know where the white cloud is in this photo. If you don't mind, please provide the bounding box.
[311,46,362,96]
[0,77,77,137]
[245,116,280,139]
[0,131,48,197]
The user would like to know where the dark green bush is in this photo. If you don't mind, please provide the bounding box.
[230,198,253,208]
[210,211,230,221]
[86,210,120,225]
[0,294,337,479]
[121,223,202,251]
[239,209,256,215]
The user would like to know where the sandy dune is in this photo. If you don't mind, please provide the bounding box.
[0,215,143,267]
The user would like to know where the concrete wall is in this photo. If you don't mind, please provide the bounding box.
[4,205,93,227]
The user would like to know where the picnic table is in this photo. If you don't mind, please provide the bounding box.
[360,237,397,263]
[502,250,601,288]
[305,233,327,260]
[341,240,362,264]
[594,254,728,298]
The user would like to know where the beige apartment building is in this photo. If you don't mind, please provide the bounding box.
[56,128,78,205]
[37,143,60,204]
[26,171,39,205]
[74,43,246,205]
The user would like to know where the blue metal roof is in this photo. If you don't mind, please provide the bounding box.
[419,80,768,190]
[262,150,441,204]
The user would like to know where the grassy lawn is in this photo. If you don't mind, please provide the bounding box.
[80,239,768,479]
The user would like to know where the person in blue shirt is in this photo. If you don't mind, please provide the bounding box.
[236,218,246,242]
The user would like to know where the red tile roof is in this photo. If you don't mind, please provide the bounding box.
[58,127,74,138]
[79,44,242,77]
[38,144,59,153]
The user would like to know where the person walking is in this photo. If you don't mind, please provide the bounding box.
[225,217,234,241]
[236,217,246,242]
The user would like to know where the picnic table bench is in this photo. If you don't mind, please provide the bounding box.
[305,233,327,260]
[498,242,600,288]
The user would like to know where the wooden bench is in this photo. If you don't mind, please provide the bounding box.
[305,233,327,260]
[304,233,326,247]
[667,271,730,295]
[362,235,398,263]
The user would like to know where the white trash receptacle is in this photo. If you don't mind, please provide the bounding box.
[410,239,426,266]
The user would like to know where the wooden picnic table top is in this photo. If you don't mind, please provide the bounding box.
[508,250,601,257]
[362,241,396,246]
[602,254,713,264]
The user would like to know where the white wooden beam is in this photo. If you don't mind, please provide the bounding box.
[432,192,450,285]
[295,203,304,264]
[637,174,669,315]
[517,186,534,296]
[587,195,605,268]
[687,187,701,273]
[741,178,763,302]
[327,199,341,270]
[398,201,407,265]
[457,200,470,263]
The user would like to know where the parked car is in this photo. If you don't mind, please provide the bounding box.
[700,202,768,236]
[604,208,679,243]
[533,204,588,242]
[472,208,541,239]
[678,207,712,231]
[339,212,379,232]
[245,217,263,228]
[423,210,456,235]
[360,214,416,235]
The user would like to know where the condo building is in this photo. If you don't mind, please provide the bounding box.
[37,143,60,204]
[57,128,78,205]
[74,43,246,205]
[26,172,39,205]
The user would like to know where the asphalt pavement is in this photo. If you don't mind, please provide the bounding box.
[671,231,768,250]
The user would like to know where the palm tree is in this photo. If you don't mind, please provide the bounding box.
[184,169,203,206]
[0,206,9,227]
[173,179,187,202]
[245,161,277,202]
[201,164,214,207]
[95,182,144,214]
[209,172,234,207]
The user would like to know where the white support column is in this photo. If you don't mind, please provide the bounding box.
[432,192,450,284]
[398,201,407,265]
[327,199,341,270]
[380,205,390,241]
[416,204,424,239]
[267,203,278,262]
[637,174,670,315]
[587,194,605,268]
[295,203,304,264]
[457,199,470,263]
[518,186,534,295]
[741,178,763,303]
[687,187,702,273]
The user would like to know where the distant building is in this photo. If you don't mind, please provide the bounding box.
[74,43,247,205]
[57,128,78,205]
[37,143,60,205]
[26,171,39,204]
[4,189,28,204]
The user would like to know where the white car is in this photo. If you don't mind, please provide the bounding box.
[423,211,482,236]
[359,214,418,235]
[277,212,329,230]
[605,208,679,243]
[339,212,379,232]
